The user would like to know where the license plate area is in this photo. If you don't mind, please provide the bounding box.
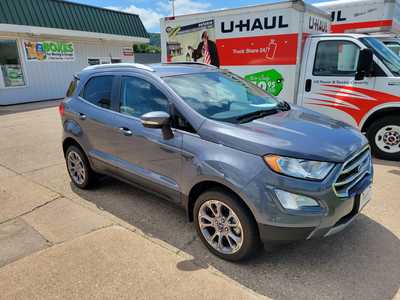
[357,185,372,212]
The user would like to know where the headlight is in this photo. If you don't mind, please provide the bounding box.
[275,189,320,210]
[264,155,334,180]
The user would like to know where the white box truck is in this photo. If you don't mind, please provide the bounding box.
[315,0,400,55]
[160,0,400,160]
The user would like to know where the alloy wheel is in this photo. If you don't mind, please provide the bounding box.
[67,150,86,185]
[197,200,244,254]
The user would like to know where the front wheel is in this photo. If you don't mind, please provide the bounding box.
[367,116,400,161]
[194,189,260,261]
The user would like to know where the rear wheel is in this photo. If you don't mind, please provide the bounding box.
[65,145,96,189]
[367,116,400,161]
[194,189,260,261]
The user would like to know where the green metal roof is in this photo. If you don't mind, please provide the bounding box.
[0,0,149,39]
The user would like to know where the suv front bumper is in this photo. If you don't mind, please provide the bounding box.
[242,152,373,244]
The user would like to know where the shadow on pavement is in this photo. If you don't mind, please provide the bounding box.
[0,99,62,116]
[71,177,400,300]
[373,158,400,168]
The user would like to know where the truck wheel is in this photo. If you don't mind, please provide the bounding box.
[65,145,96,189]
[194,189,260,261]
[367,116,400,161]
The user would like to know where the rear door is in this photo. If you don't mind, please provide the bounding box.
[72,74,119,170]
[300,37,376,127]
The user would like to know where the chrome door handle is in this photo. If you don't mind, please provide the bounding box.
[79,113,87,120]
[119,127,132,136]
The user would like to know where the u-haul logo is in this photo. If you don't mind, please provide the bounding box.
[220,16,289,34]
[308,16,329,32]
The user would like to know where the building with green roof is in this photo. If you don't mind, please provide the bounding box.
[0,0,149,104]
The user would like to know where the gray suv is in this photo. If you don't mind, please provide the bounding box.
[60,63,373,261]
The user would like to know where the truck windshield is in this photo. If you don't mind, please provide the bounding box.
[361,37,400,77]
[383,41,400,56]
[163,71,283,123]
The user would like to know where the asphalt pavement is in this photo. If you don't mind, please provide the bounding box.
[0,102,399,299]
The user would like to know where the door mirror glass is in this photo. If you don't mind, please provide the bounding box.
[355,49,373,80]
[140,111,171,129]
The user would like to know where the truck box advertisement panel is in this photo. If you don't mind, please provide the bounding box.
[163,8,303,100]
[216,34,298,66]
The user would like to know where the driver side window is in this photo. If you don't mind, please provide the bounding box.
[313,40,360,76]
[120,76,169,118]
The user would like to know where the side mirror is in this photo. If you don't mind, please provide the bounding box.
[140,111,173,139]
[141,111,171,128]
[355,48,373,80]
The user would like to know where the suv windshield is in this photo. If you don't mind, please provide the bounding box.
[163,71,284,123]
[361,37,400,76]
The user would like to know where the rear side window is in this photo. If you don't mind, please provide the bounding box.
[313,41,360,76]
[82,76,113,109]
[66,78,79,97]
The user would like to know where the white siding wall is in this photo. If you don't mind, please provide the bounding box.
[0,37,134,105]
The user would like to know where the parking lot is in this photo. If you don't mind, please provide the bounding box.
[0,102,399,300]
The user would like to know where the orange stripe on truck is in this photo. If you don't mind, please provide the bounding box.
[331,19,393,33]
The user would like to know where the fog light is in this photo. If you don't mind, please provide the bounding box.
[274,189,320,210]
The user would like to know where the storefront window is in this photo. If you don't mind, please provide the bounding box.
[87,57,122,66]
[0,40,25,87]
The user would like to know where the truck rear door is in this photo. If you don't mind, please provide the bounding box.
[299,36,376,127]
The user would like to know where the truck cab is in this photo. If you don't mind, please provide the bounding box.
[298,33,400,160]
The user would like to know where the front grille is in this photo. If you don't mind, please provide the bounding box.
[333,146,372,198]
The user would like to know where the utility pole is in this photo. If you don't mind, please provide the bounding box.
[169,0,175,17]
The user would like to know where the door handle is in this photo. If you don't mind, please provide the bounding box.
[305,79,312,92]
[119,127,133,136]
[79,113,87,120]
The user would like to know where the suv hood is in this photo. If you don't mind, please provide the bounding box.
[199,106,368,162]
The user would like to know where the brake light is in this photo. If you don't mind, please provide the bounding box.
[59,102,65,117]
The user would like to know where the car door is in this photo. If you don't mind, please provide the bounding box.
[71,74,120,172]
[300,37,376,127]
[109,74,183,203]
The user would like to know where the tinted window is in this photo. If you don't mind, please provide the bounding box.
[120,77,169,117]
[66,78,79,97]
[82,76,113,109]
[172,109,196,134]
[313,41,360,76]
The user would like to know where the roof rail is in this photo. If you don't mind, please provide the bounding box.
[164,62,218,68]
[83,63,154,72]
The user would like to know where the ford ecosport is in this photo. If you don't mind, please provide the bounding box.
[60,63,373,261]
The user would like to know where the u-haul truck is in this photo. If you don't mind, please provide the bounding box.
[160,0,400,160]
[315,0,400,55]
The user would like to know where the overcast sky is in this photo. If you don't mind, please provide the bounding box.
[69,0,329,32]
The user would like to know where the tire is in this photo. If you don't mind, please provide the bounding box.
[367,116,400,161]
[194,189,260,261]
[65,145,96,189]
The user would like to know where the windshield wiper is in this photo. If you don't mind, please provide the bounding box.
[277,101,291,111]
[236,109,279,123]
